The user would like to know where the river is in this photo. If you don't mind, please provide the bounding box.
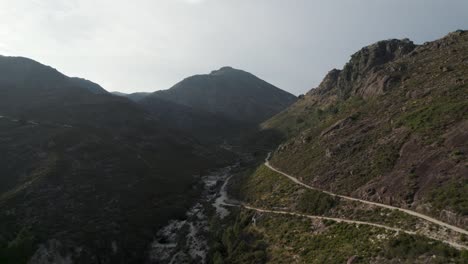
[147,161,241,263]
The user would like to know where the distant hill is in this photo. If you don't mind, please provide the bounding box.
[0,56,107,94]
[112,91,150,101]
[143,66,297,124]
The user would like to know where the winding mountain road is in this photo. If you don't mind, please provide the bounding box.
[264,153,468,236]
[244,204,416,233]
[222,199,468,250]
[218,160,468,250]
[240,204,468,251]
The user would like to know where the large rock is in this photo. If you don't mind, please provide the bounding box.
[308,39,416,99]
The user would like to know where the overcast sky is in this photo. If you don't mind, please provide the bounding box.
[0,0,467,95]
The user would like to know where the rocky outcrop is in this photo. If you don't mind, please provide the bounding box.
[311,69,341,96]
[309,39,416,99]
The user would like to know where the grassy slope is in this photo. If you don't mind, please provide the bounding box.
[230,165,422,229]
[208,164,468,263]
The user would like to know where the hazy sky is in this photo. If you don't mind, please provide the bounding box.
[0,0,467,95]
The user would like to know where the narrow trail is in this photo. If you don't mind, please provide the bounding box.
[244,204,415,234]
[222,201,468,250]
[221,193,467,249]
[264,154,468,237]
[240,205,468,251]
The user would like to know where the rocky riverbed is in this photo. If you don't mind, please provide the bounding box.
[148,162,240,264]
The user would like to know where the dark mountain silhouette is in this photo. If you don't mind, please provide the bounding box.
[0,56,107,95]
[0,56,233,263]
[143,66,297,124]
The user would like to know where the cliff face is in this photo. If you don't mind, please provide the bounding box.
[311,38,416,99]
[263,30,468,227]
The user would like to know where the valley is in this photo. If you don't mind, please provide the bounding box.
[0,28,467,264]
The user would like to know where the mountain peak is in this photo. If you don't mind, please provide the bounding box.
[307,38,417,99]
[346,38,416,74]
[210,66,240,75]
[146,67,297,123]
[0,55,108,94]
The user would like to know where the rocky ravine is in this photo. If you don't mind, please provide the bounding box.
[148,160,245,264]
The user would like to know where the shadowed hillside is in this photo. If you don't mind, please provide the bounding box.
[0,56,234,263]
[143,66,297,124]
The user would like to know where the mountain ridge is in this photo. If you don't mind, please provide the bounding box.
[144,66,297,124]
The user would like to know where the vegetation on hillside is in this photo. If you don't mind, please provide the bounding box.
[0,56,236,263]
[209,210,467,263]
[262,31,468,226]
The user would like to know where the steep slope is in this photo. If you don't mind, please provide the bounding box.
[0,56,233,263]
[143,66,297,124]
[262,30,468,228]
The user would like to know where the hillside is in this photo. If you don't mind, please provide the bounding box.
[208,30,468,264]
[214,166,467,263]
[262,30,468,228]
[139,96,250,144]
[113,90,254,145]
[0,56,233,263]
[143,66,297,124]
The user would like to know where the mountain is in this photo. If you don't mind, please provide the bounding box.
[112,91,150,102]
[0,56,233,263]
[209,31,468,263]
[2,30,467,264]
[0,56,107,95]
[143,66,297,124]
[262,31,468,226]
[136,67,297,145]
